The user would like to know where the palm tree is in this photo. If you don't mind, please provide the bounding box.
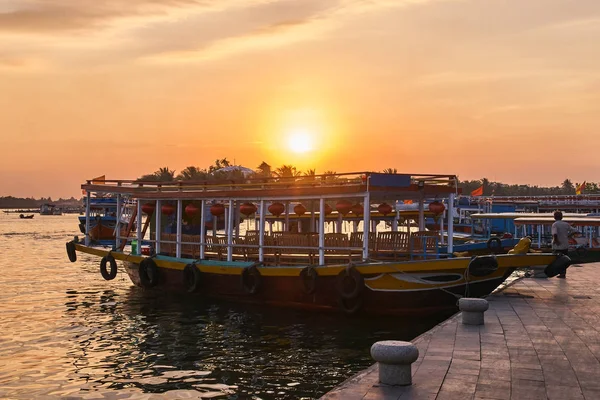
[256,161,272,178]
[155,167,175,182]
[561,179,575,195]
[177,166,207,181]
[322,170,338,183]
[382,168,398,174]
[274,165,301,179]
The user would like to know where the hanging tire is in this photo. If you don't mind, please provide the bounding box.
[336,265,364,299]
[66,241,77,263]
[100,254,118,280]
[544,254,571,278]
[139,258,160,288]
[468,255,499,277]
[183,263,202,293]
[300,266,318,294]
[486,237,502,253]
[575,246,587,259]
[241,265,262,295]
[338,295,364,315]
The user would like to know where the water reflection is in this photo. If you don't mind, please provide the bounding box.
[0,214,453,399]
[63,287,452,399]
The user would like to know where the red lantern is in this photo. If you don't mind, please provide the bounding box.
[210,203,225,217]
[161,203,175,216]
[185,203,200,217]
[351,203,363,216]
[335,200,352,216]
[268,202,285,217]
[294,203,306,216]
[378,203,393,216]
[428,201,445,215]
[142,202,155,215]
[240,202,257,217]
[324,203,333,215]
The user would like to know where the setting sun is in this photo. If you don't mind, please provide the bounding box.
[287,129,314,154]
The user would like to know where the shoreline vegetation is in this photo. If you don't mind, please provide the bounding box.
[1,159,594,209]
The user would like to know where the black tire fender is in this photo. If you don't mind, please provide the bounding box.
[299,266,318,295]
[468,255,499,277]
[183,263,202,293]
[241,264,262,295]
[100,254,118,280]
[544,254,571,278]
[336,265,364,299]
[338,295,364,315]
[139,258,160,288]
[66,241,77,263]
[486,237,502,253]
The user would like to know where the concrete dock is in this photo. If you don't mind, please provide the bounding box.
[323,263,600,399]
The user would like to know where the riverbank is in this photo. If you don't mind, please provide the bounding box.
[322,263,600,399]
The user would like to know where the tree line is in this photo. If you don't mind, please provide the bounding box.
[137,160,593,196]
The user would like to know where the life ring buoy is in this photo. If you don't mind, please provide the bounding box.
[66,241,77,263]
[300,266,318,294]
[486,237,502,253]
[183,263,202,293]
[468,255,499,277]
[139,258,160,288]
[338,295,364,315]
[241,265,262,295]
[100,254,118,280]
[336,265,364,299]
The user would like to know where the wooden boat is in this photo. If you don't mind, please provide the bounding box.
[19,214,34,219]
[67,172,557,316]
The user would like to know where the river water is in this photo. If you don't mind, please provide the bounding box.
[0,213,453,399]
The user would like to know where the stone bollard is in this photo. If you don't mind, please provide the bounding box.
[370,340,419,386]
[459,298,489,325]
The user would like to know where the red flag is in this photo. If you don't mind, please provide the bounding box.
[576,181,586,195]
[471,186,483,196]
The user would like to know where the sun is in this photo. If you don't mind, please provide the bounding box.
[287,129,314,154]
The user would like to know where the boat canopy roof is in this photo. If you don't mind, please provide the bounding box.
[471,212,585,220]
[514,216,600,226]
[81,172,459,202]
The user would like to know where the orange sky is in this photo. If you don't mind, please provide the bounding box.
[1,0,599,198]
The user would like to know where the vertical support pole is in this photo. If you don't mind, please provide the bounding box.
[199,199,206,259]
[363,193,371,260]
[285,201,290,232]
[176,199,182,258]
[85,191,91,246]
[440,210,445,245]
[115,194,121,249]
[155,200,161,254]
[538,224,542,249]
[259,200,266,263]
[319,198,325,265]
[392,203,398,231]
[234,201,240,239]
[418,192,425,231]
[227,199,234,261]
[136,200,142,255]
[310,201,316,233]
[448,193,455,254]
[337,214,342,234]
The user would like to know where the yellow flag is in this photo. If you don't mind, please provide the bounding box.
[576,181,586,195]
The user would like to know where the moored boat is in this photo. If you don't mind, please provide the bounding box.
[66,172,557,316]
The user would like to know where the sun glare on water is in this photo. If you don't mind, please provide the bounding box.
[287,129,314,154]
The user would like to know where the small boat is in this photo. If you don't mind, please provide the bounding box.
[19,214,34,219]
[66,172,557,317]
[40,203,62,215]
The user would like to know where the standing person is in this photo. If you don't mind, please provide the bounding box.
[551,210,577,278]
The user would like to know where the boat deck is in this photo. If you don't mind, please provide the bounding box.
[322,263,600,399]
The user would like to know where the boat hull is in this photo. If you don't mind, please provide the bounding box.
[74,244,556,317]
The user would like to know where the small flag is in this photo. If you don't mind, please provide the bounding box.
[91,175,106,185]
[576,181,586,195]
[471,186,483,196]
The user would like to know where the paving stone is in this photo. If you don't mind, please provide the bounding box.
[320,265,600,399]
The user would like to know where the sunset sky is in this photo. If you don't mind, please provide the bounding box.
[1,0,599,198]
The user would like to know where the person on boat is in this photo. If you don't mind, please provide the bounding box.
[552,211,577,278]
